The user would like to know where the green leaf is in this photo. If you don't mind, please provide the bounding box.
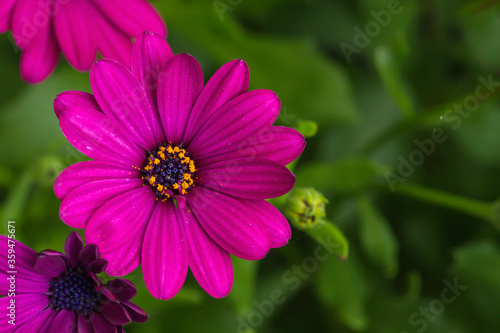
[227,257,258,316]
[374,46,415,119]
[453,101,500,165]
[452,241,500,287]
[295,158,387,193]
[2,166,35,222]
[451,241,500,330]
[305,221,349,260]
[358,195,399,278]
[316,254,370,331]
[461,4,500,73]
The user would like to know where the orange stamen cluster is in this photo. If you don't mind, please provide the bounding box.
[141,144,196,201]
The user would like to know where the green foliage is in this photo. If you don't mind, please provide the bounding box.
[1,0,500,332]
[295,158,387,193]
[357,195,399,278]
[316,254,370,331]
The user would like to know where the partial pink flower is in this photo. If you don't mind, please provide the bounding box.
[0,232,147,332]
[54,32,305,300]
[0,0,166,83]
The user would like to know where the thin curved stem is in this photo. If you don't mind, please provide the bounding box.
[395,183,498,228]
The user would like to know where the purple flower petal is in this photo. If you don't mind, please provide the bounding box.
[188,90,280,159]
[142,201,188,300]
[19,19,59,83]
[158,53,203,145]
[59,105,145,166]
[198,126,306,167]
[77,315,94,333]
[86,259,108,274]
[35,252,69,277]
[46,309,76,332]
[53,0,97,71]
[131,32,173,112]
[100,227,145,277]
[60,179,144,229]
[14,309,56,333]
[54,91,101,119]
[184,59,250,145]
[64,231,83,268]
[122,301,148,323]
[91,59,164,150]
[98,284,115,301]
[196,157,295,199]
[90,10,133,69]
[106,279,137,302]
[100,301,131,326]
[0,293,50,328]
[79,244,99,269]
[54,161,140,201]
[0,0,15,33]
[241,200,291,248]
[85,186,156,255]
[89,313,116,333]
[0,272,49,295]
[11,0,43,48]
[90,0,166,38]
[188,186,271,260]
[182,208,233,298]
[0,236,49,281]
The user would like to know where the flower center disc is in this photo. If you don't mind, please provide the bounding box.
[141,144,196,201]
[49,271,98,315]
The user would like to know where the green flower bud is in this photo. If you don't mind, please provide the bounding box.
[284,187,328,229]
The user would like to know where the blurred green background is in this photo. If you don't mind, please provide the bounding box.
[2,0,500,332]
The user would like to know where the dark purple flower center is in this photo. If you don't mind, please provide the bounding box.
[49,271,98,315]
[141,144,196,201]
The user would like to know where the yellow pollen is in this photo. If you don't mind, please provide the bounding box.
[142,143,198,201]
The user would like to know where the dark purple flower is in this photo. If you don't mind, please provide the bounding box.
[0,232,147,332]
[0,0,165,83]
[54,32,305,300]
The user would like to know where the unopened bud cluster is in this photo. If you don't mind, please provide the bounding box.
[284,187,328,229]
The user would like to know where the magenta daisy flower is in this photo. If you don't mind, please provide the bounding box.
[0,0,165,83]
[0,232,147,332]
[54,32,305,300]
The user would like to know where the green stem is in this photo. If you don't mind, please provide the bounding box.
[396,183,497,227]
[358,83,500,155]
